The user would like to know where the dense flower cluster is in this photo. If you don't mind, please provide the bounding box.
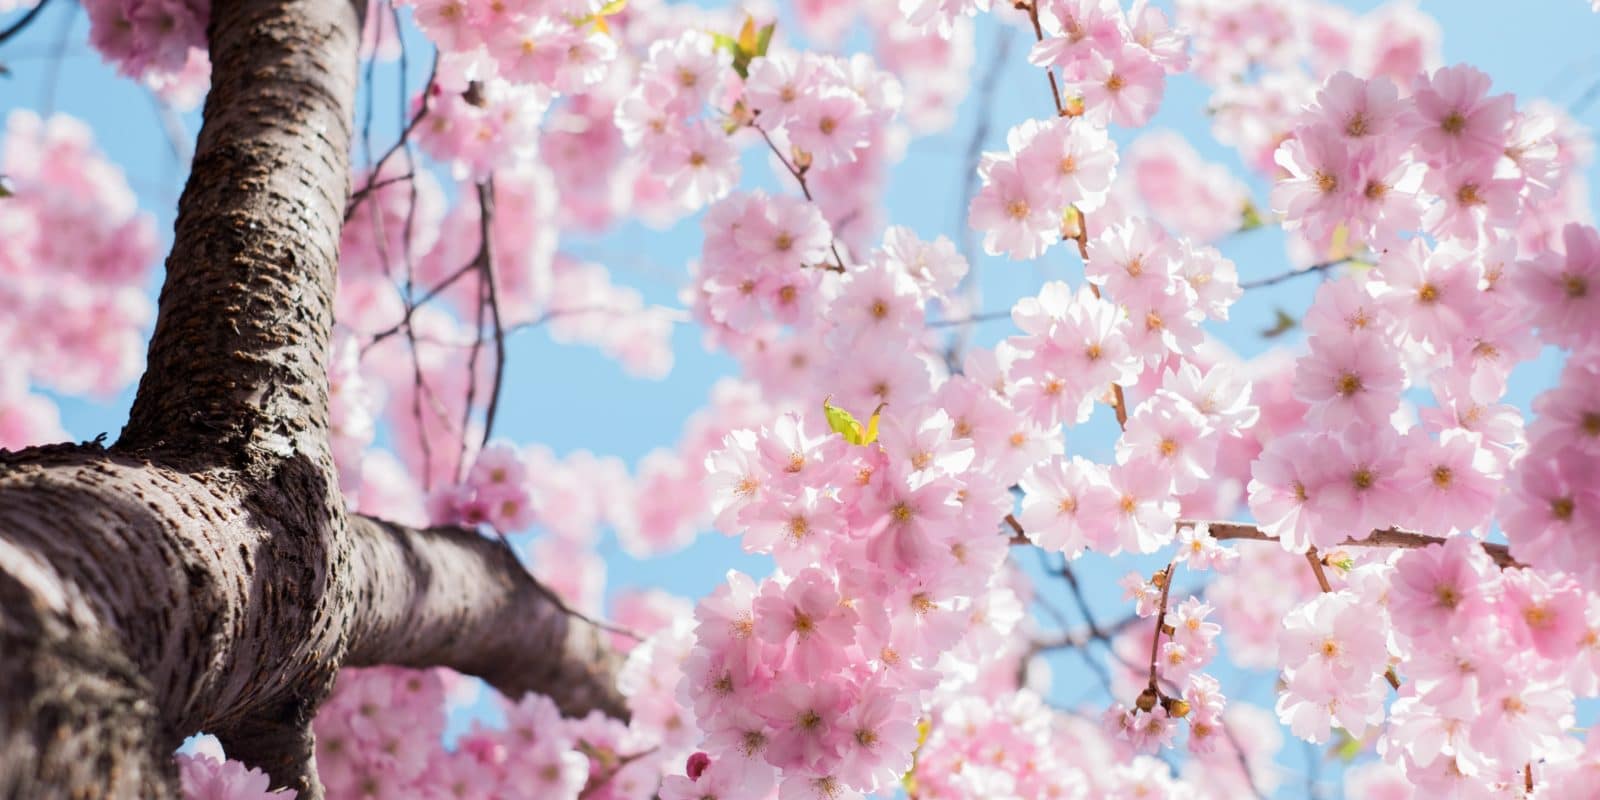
[178,743,293,800]
[0,111,156,407]
[82,0,208,99]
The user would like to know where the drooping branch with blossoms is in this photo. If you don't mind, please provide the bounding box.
[5,0,1600,798]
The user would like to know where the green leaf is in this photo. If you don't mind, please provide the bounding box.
[1326,222,1352,261]
[736,15,759,56]
[576,0,625,34]
[755,22,776,57]
[1239,200,1263,231]
[710,32,738,55]
[822,397,885,446]
[0,176,11,199]
[900,717,933,798]
[1260,308,1297,339]
[1331,729,1363,762]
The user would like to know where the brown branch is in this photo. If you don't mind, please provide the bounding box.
[577,744,659,798]
[1017,0,1065,116]
[0,0,51,47]
[1084,284,1130,429]
[1145,564,1176,694]
[344,52,438,222]
[477,181,509,449]
[360,260,480,352]
[119,0,361,466]
[1239,258,1352,291]
[751,122,847,272]
[1302,546,1400,690]
[343,517,628,718]
[1193,520,1521,569]
[1304,548,1333,593]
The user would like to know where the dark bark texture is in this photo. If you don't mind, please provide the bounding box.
[0,0,624,797]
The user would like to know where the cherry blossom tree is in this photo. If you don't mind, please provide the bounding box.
[2,0,1600,798]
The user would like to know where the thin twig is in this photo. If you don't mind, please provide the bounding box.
[477,180,508,450]
[345,51,439,222]
[1305,548,1333,593]
[577,744,659,799]
[38,0,71,114]
[927,310,1013,328]
[1239,258,1351,290]
[144,91,192,164]
[1145,564,1176,693]
[1308,552,1400,690]
[1061,564,1110,642]
[1222,722,1267,800]
[1019,0,1065,116]
[0,0,51,47]
[1193,520,1521,569]
[948,25,1017,367]
[457,263,487,481]
[361,261,480,351]
[751,121,847,272]
[956,26,1013,267]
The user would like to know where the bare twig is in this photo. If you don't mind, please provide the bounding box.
[477,181,508,449]
[1018,0,1065,116]
[751,122,847,272]
[1239,258,1352,291]
[1305,548,1333,593]
[345,51,439,222]
[1145,564,1176,693]
[38,0,72,114]
[1193,520,1520,569]
[956,26,1014,267]
[1222,722,1267,800]
[927,310,1013,328]
[144,92,192,164]
[0,0,52,47]
[576,744,658,799]
[361,262,481,351]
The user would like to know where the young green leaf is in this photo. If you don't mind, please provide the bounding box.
[822,397,886,446]
[1331,729,1363,762]
[1239,199,1264,231]
[755,22,775,57]
[710,32,738,55]
[736,15,759,56]
[1260,308,1297,339]
[823,396,866,445]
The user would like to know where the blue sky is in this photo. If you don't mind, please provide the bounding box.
[5,0,1600,796]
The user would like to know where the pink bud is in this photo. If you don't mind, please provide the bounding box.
[685,751,711,780]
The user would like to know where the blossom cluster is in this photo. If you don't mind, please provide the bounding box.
[693,401,1025,798]
[1029,0,1188,128]
[310,667,661,799]
[82,0,208,100]
[0,111,156,400]
[178,743,293,800]
[406,0,618,93]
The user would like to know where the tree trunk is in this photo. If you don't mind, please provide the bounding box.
[0,0,624,797]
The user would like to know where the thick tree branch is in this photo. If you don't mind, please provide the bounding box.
[0,446,629,796]
[344,517,628,719]
[2,0,630,796]
[119,0,363,468]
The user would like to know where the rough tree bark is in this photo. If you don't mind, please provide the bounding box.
[0,0,624,797]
